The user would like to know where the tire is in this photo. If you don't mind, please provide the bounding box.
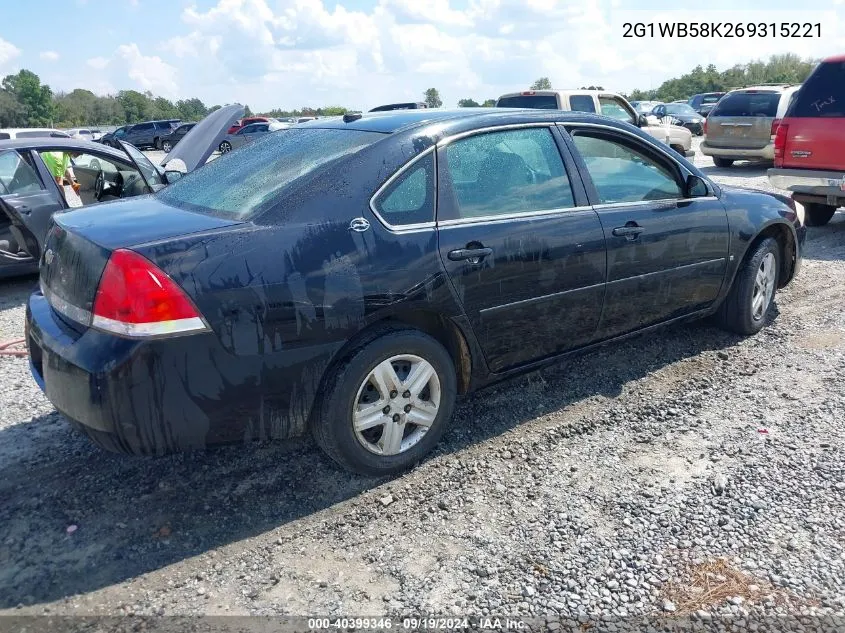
[153,137,161,150]
[219,141,232,153]
[161,140,173,153]
[716,237,780,335]
[312,328,457,476]
[713,157,734,168]
[804,203,836,227]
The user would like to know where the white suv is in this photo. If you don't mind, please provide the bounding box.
[496,89,694,157]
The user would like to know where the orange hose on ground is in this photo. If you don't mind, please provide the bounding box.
[0,338,26,357]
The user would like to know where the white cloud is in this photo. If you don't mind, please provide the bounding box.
[0,37,21,69]
[36,0,844,111]
[40,50,60,62]
[86,56,110,70]
[116,43,179,96]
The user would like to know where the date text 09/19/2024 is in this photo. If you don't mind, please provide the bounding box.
[308,617,527,630]
[622,22,821,38]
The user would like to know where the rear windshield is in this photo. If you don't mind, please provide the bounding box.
[710,92,780,117]
[497,95,558,109]
[701,95,722,104]
[157,128,383,220]
[788,61,845,117]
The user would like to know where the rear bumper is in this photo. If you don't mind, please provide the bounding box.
[768,168,845,204]
[25,289,338,455]
[700,141,774,160]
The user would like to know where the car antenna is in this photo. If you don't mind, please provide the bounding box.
[343,111,363,123]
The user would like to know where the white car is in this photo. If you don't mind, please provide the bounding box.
[496,89,694,157]
[65,128,97,141]
[0,128,70,140]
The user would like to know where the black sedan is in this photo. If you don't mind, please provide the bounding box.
[650,103,706,135]
[0,105,243,279]
[23,108,805,475]
[159,122,196,153]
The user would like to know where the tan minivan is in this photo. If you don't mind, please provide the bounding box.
[700,85,801,168]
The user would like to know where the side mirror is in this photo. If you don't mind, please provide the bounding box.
[685,174,709,198]
[636,114,648,128]
[164,170,184,184]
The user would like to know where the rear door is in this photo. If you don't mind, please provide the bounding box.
[562,124,730,338]
[706,90,781,150]
[781,60,845,171]
[0,149,64,259]
[436,124,607,373]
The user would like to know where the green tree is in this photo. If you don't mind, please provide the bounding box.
[530,77,552,90]
[243,104,253,117]
[0,89,27,126]
[481,99,496,107]
[117,90,152,122]
[424,88,442,108]
[318,106,348,116]
[457,98,480,107]
[2,70,53,126]
[176,98,208,121]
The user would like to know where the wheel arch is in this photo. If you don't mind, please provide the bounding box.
[749,221,797,288]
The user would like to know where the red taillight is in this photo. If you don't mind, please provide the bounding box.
[521,91,536,95]
[92,249,208,338]
[773,122,789,168]
[771,118,781,136]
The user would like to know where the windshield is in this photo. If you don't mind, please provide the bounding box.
[156,128,384,220]
[711,91,780,117]
[665,104,697,115]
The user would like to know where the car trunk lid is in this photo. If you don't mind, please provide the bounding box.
[705,90,781,149]
[40,196,243,327]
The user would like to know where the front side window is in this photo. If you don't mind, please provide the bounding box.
[568,95,595,113]
[570,130,683,204]
[0,150,43,195]
[372,152,434,226]
[67,152,148,204]
[598,97,635,124]
[442,127,575,220]
[157,128,384,220]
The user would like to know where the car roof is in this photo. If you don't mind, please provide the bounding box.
[0,137,131,159]
[305,107,638,136]
[0,127,65,134]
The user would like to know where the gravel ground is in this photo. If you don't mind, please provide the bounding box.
[1,138,844,626]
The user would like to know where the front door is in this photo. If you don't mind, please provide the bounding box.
[562,124,730,339]
[0,149,63,259]
[436,125,607,373]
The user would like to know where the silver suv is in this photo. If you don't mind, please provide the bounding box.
[700,85,800,168]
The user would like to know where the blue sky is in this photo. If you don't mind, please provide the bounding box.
[0,0,842,112]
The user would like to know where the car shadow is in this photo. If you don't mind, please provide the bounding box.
[0,314,747,609]
[699,161,771,179]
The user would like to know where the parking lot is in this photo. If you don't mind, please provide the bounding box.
[1,137,844,621]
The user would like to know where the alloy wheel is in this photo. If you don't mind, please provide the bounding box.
[751,252,776,320]
[352,354,441,456]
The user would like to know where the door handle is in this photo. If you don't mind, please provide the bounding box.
[15,205,31,215]
[612,224,644,240]
[448,247,493,262]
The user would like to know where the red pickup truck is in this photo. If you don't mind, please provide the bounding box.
[768,55,845,226]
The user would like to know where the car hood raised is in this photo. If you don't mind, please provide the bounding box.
[161,104,245,172]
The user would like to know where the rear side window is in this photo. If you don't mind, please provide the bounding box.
[0,133,9,140]
[701,95,722,105]
[0,150,44,195]
[569,95,596,113]
[711,92,780,117]
[17,130,53,138]
[441,127,575,220]
[496,95,559,109]
[788,61,845,117]
[372,152,434,226]
[157,128,383,220]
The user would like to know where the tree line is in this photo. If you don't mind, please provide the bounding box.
[625,54,817,102]
[0,53,817,129]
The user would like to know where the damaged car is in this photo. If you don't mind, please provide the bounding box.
[23,108,804,475]
[0,105,244,279]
